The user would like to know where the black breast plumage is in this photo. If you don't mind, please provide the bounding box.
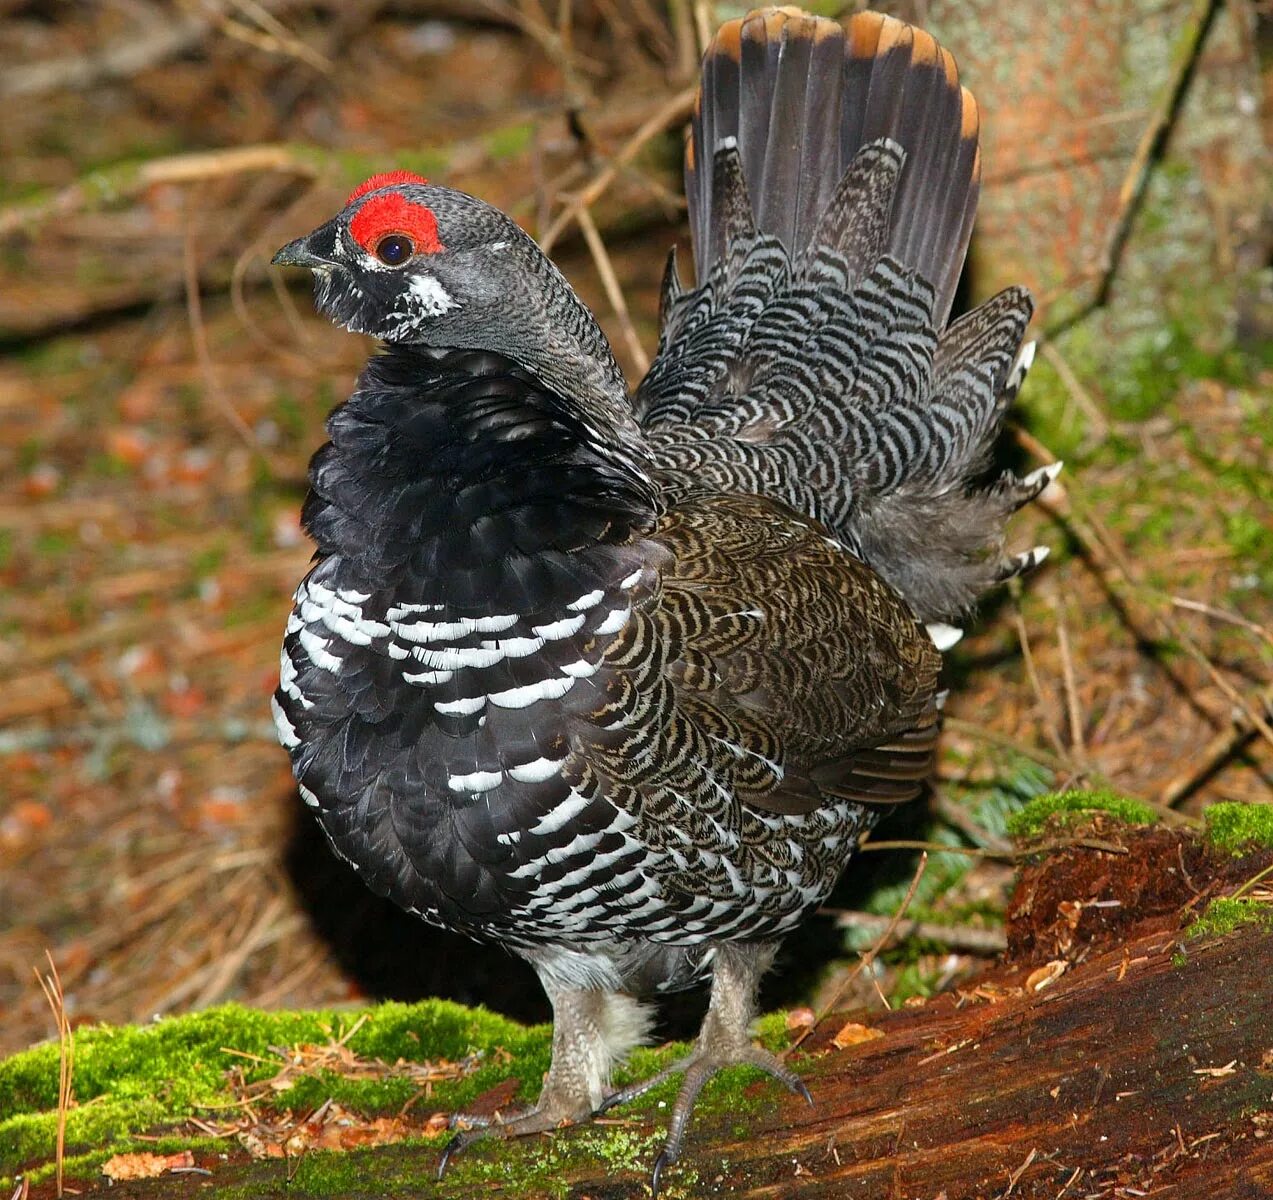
[273,345,939,979]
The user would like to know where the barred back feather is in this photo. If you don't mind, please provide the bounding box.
[640,7,1045,622]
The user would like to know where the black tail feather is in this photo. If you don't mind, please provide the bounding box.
[688,7,980,327]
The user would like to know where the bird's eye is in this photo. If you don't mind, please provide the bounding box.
[373,234,414,266]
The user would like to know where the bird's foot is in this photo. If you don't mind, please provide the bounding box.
[600,1040,812,1196]
[437,1095,589,1178]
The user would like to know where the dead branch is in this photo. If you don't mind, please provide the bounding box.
[576,205,650,374]
[0,7,212,100]
[539,85,696,253]
[1159,684,1273,808]
[822,909,1008,956]
[787,853,928,1055]
[34,952,73,1199]
[1017,429,1273,755]
[0,145,324,240]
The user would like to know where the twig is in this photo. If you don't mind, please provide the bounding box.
[1039,339,1110,442]
[1049,588,1088,763]
[219,0,332,73]
[183,204,285,475]
[940,716,1068,775]
[822,908,1007,956]
[1056,1165,1084,1197]
[1003,1146,1039,1196]
[539,85,697,253]
[933,788,1014,855]
[1047,0,1221,334]
[858,839,991,859]
[478,0,603,96]
[190,895,292,1007]
[1012,604,1070,764]
[34,952,73,1199]
[692,0,713,55]
[860,837,1133,858]
[785,853,929,1057]
[666,0,699,80]
[1171,597,1273,653]
[0,7,211,99]
[228,185,344,375]
[1228,861,1273,903]
[1158,697,1266,809]
[575,205,650,375]
[0,144,323,238]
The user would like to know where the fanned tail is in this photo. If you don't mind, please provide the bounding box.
[687,6,980,327]
[640,7,1052,623]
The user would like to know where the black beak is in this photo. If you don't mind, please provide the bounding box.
[271,225,337,269]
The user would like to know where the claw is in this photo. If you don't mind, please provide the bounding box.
[437,1131,468,1180]
[597,1055,688,1115]
[794,1078,814,1106]
[650,1146,673,1197]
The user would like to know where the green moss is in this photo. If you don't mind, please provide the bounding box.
[1184,897,1273,941]
[0,1000,545,1183]
[1,999,811,1191]
[1006,789,1157,839]
[1103,321,1250,423]
[274,1140,443,1197]
[270,390,308,441]
[33,530,76,558]
[1204,802,1273,854]
[191,540,227,580]
[328,148,452,192]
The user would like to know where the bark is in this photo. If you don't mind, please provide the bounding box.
[692,922,1272,1200]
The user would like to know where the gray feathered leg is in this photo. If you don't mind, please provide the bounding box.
[439,980,652,1176]
[598,944,812,1194]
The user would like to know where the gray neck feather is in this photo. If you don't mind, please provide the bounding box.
[413,223,651,472]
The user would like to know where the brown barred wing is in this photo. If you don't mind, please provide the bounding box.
[579,492,941,827]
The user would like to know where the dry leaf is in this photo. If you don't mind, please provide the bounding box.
[785,1007,816,1033]
[101,1151,194,1180]
[831,1021,884,1049]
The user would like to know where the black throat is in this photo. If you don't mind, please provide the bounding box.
[301,345,659,604]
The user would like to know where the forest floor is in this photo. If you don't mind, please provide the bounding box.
[0,1,1270,1185]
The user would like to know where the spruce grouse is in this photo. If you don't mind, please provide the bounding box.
[271,6,1055,1188]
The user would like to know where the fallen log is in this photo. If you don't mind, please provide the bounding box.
[5,820,1270,1199]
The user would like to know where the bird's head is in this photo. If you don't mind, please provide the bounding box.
[271,171,539,343]
[273,170,643,451]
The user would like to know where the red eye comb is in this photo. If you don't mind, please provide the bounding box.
[346,171,429,206]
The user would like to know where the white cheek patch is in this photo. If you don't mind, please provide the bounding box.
[373,269,458,339]
[406,272,457,316]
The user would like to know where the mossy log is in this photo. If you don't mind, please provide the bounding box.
[5,824,1271,1199]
